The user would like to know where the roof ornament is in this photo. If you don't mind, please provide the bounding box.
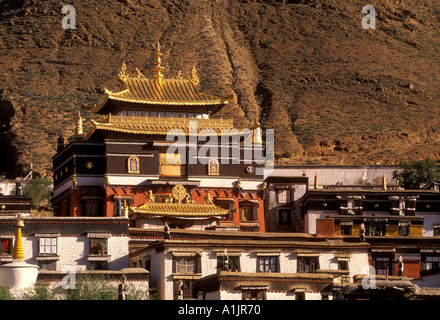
[204,192,214,205]
[174,70,183,80]
[118,62,129,82]
[75,111,84,136]
[172,184,187,203]
[145,190,155,203]
[135,68,145,78]
[152,42,165,83]
[189,66,200,86]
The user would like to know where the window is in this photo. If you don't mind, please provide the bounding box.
[0,238,11,256]
[434,226,440,236]
[405,199,416,215]
[243,290,265,300]
[297,256,319,273]
[338,260,349,271]
[424,256,440,271]
[217,255,240,272]
[85,202,98,216]
[174,256,200,274]
[90,261,108,270]
[159,152,186,176]
[375,256,392,276]
[399,225,410,236]
[257,256,278,272]
[277,189,291,204]
[240,206,253,221]
[278,209,291,225]
[366,222,386,236]
[38,261,57,271]
[341,224,352,236]
[90,238,108,255]
[39,237,57,255]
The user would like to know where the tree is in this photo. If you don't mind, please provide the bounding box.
[22,177,52,209]
[392,158,440,189]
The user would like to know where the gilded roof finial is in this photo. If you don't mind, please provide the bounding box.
[152,42,165,83]
[123,200,130,217]
[189,66,199,86]
[12,213,25,261]
[174,70,183,80]
[118,62,129,82]
[75,111,84,136]
[135,68,144,78]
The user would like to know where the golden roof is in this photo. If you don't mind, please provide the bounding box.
[83,113,237,139]
[94,77,229,108]
[130,202,231,217]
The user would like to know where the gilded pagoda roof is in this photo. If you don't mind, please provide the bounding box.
[130,202,231,218]
[94,77,229,109]
[90,44,230,113]
[83,113,239,139]
[130,184,231,218]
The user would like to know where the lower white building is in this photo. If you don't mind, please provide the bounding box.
[0,216,130,271]
[131,230,370,300]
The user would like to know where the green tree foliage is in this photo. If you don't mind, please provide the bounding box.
[22,177,52,209]
[392,158,440,190]
[66,273,117,300]
[23,282,54,300]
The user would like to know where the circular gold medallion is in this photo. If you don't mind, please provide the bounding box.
[86,162,94,169]
[172,184,187,202]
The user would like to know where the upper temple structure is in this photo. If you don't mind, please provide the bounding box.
[52,43,267,234]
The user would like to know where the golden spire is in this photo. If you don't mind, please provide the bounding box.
[12,214,25,261]
[75,111,84,136]
[152,42,165,83]
[189,66,199,86]
[123,200,130,217]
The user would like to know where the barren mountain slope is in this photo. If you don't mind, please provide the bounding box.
[1,0,440,177]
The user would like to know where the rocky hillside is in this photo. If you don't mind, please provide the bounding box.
[1,0,440,177]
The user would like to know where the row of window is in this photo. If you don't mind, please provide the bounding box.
[166,254,440,276]
[0,236,111,271]
[166,255,347,275]
[340,223,412,236]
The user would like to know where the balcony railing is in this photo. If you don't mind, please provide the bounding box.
[101,114,234,131]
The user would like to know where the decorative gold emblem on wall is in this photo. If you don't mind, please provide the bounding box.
[208,158,220,176]
[172,184,187,203]
[127,156,140,173]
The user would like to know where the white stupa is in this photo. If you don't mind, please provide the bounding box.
[0,214,39,296]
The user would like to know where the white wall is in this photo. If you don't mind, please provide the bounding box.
[21,235,129,271]
[420,213,440,236]
[267,166,397,187]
